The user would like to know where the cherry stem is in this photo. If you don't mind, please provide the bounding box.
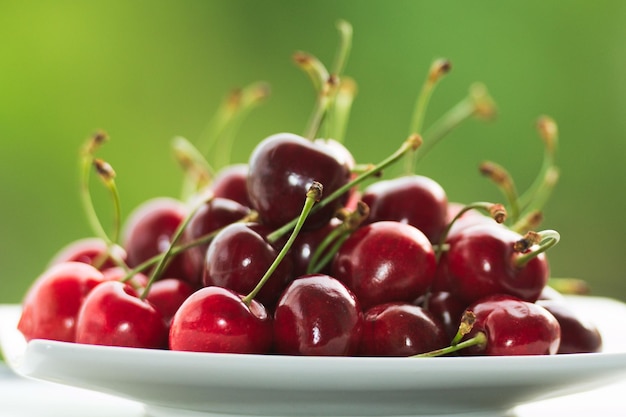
[214,82,271,169]
[306,201,369,274]
[242,183,323,306]
[479,160,520,223]
[514,229,561,268]
[511,210,543,235]
[173,135,215,196]
[330,77,357,144]
[140,194,213,300]
[436,202,507,261]
[92,158,122,246]
[79,131,111,245]
[405,59,452,174]
[330,19,353,77]
[518,115,559,212]
[413,332,487,358]
[266,134,422,243]
[196,87,243,157]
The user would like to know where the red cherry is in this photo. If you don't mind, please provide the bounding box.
[434,223,549,305]
[169,286,273,354]
[209,163,252,208]
[144,278,196,328]
[361,175,448,243]
[247,133,352,230]
[17,262,105,342]
[536,298,602,354]
[425,291,468,341]
[75,280,168,349]
[122,197,191,283]
[460,294,561,356]
[331,221,436,310]
[203,222,293,311]
[273,274,363,356]
[180,197,251,285]
[359,302,448,356]
[49,237,126,271]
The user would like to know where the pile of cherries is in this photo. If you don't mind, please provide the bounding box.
[17,21,603,358]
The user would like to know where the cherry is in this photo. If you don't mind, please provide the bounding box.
[246,133,352,230]
[434,223,555,305]
[331,221,436,310]
[180,196,252,285]
[122,197,191,283]
[101,266,149,289]
[48,237,127,271]
[209,163,252,208]
[17,261,105,342]
[361,175,448,243]
[273,274,363,356]
[203,222,294,311]
[144,278,196,328]
[425,291,468,341]
[169,286,272,353]
[458,294,561,356]
[536,298,602,354]
[75,280,168,349]
[358,302,448,356]
[285,218,342,277]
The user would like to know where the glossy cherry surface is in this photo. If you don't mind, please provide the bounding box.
[169,286,273,354]
[359,302,448,356]
[144,278,197,327]
[75,280,168,349]
[331,221,436,310]
[210,163,252,208]
[434,223,549,305]
[460,294,561,356]
[247,133,352,230]
[203,222,293,310]
[18,261,105,342]
[273,274,363,356]
[536,298,602,354]
[362,175,448,243]
[49,237,126,271]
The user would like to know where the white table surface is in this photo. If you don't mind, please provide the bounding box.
[1,362,625,417]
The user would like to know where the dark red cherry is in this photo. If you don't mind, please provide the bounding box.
[287,218,342,277]
[273,274,363,356]
[49,237,126,271]
[75,280,168,349]
[359,302,448,356]
[180,197,251,285]
[247,133,352,230]
[331,221,436,310]
[536,298,602,354]
[203,222,293,310]
[460,294,561,356]
[144,278,196,328]
[210,164,252,208]
[122,197,191,283]
[18,262,105,342]
[169,286,272,354]
[361,175,448,243]
[425,291,468,341]
[434,223,549,305]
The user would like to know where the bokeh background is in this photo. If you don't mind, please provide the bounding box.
[1,1,625,304]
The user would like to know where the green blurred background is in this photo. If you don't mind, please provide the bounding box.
[1,1,625,304]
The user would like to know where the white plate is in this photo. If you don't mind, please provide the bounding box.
[2,296,626,417]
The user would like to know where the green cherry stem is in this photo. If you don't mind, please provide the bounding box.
[241,182,323,306]
[416,83,496,163]
[330,77,357,144]
[413,332,487,358]
[479,161,520,224]
[405,59,452,174]
[173,136,215,198]
[140,194,213,300]
[79,131,111,244]
[514,229,561,268]
[92,158,122,245]
[266,134,422,243]
[330,19,353,77]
